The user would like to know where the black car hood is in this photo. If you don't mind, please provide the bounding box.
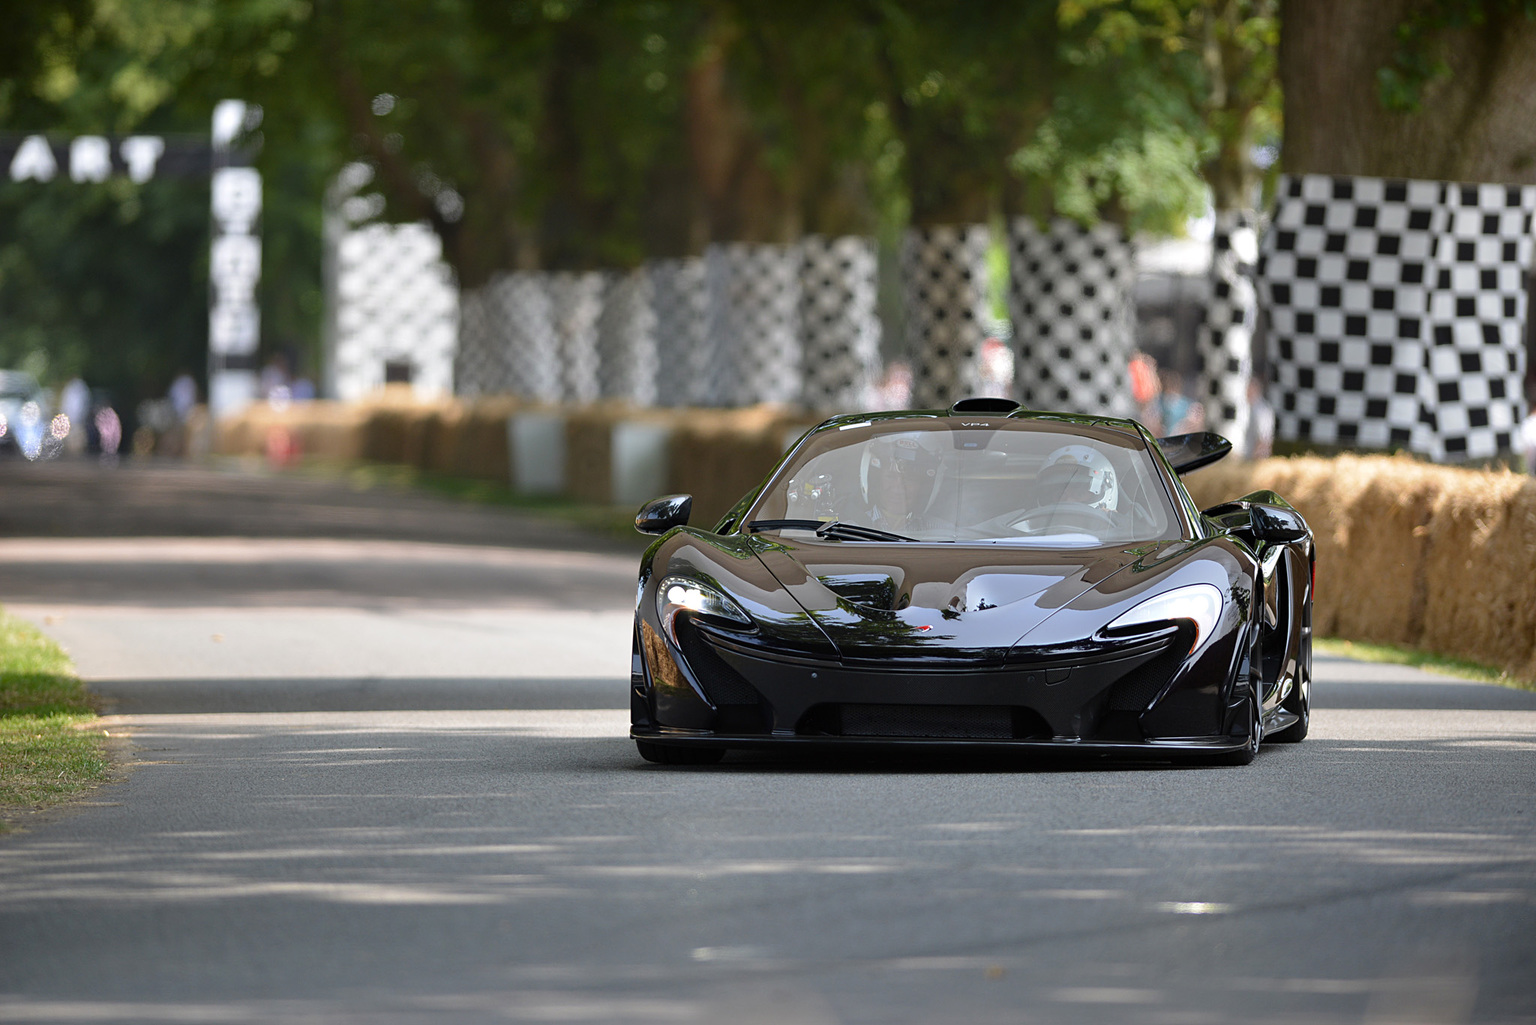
[752,536,1183,664]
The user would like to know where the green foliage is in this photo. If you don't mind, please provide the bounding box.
[1054,0,1280,214]
[1377,0,1536,113]
[0,176,209,403]
[0,0,1270,392]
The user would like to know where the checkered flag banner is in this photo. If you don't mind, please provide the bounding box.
[1198,210,1259,447]
[455,286,502,397]
[596,267,658,405]
[1007,217,1136,417]
[1424,183,1534,460]
[548,271,605,403]
[649,256,713,407]
[799,234,881,412]
[481,270,561,401]
[332,222,458,401]
[1260,173,1535,460]
[706,242,804,406]
[903,224,989,409]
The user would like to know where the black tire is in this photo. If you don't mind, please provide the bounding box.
[1271,603,1312,743]
[635,740,725,765]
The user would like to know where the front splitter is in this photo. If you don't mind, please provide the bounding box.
[631,727,1249,758]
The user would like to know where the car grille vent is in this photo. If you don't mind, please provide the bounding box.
[835,704,1016,740]
[677,622,763,708]
[1107,643,1186,712]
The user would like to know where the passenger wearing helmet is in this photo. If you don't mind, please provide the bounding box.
[860,433,942,532]
[1036,444,1119,513]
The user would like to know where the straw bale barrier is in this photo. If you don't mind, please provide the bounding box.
[1186,455,1536,681]
[666,406,818,526]
[213,401,1535,680]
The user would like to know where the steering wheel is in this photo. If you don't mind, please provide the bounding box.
[1025,501,1117,532]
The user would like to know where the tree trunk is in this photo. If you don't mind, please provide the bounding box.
[1007,218,1137,418]
[1198,211,1259,447]
[1281,0,1536,183]
[596,268,657,406]
[705,242,802,406]
[903,225,990,409]
[649,257,711,407]
[799,234,881,412]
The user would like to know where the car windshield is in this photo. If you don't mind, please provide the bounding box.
[747,418,1181,546]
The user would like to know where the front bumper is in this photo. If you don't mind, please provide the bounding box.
[635,618,1231,749]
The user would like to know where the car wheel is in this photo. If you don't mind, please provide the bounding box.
[1271,604,1311,743]
[635,740,725,765]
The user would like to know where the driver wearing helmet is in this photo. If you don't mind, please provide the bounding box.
[861,433,942,531]
[1036,444,1119,512]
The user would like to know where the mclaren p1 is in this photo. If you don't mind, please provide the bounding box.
[630,398,1313,766]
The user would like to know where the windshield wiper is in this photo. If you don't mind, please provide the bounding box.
[746,519,825,533]
[745,519,918,543]
[816,521,918,543]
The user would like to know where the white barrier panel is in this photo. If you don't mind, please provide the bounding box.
[610,421,673,508]
[510,412,566,495]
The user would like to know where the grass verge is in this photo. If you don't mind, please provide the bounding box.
[0,608,110,829]
[1317,636,1535,693]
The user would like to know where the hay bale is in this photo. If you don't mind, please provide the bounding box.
[456,398,519,482]
[666,405,820,526]
[565,406,621,505]
[1418,470,1536,676]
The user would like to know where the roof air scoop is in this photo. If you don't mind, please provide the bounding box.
[948,397,1021,416]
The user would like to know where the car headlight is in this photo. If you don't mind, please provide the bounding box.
[1105,583,1223,655]
[657,575,753,642]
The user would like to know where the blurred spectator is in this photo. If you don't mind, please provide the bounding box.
[1519,387,1536,474]
[871,361,913,411]
[59,376,90,456]
[974,338,1015,399]
[94,405,122,463]
[1244,377,1275,460]
[1128,352,1159,427]
[1156,368,1205,435]
[259,354,290,400]
[169,371,198,422]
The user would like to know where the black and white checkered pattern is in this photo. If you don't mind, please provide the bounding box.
[482,271,561,401]
[903,224,989,409]
[547,270,605,404]
[596,268,657,405]
[799,234,881,412]
[706,242,803,406]
[1198,210,1259,445]
[454,286,501,398]
[1259,173,1534,459]
[649,256,713,407]
[1007,217,1136,417]
[332,222,458,400]
[1423,183,1534,460]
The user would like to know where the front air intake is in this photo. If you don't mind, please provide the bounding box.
[798,704,1049,740]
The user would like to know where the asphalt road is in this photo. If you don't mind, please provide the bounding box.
[1,461,1534,1024]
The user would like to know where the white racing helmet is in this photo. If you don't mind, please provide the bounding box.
[1040,444,1119,511]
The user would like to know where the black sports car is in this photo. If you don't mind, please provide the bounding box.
[631,398,1313,766]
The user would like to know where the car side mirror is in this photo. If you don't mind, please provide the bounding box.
[1157,432,1232,474]
[1247,502,1308,543]
[635,494,692,535]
